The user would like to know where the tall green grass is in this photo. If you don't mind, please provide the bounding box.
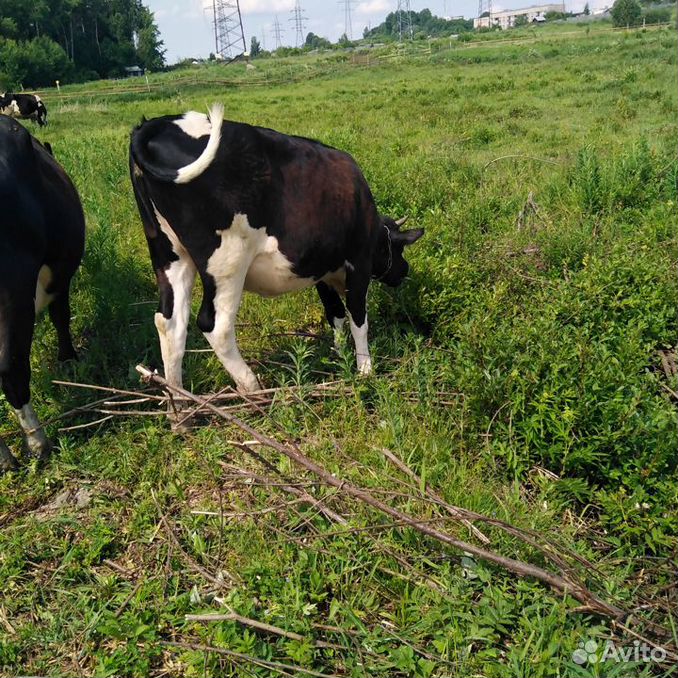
[0,26,676,677]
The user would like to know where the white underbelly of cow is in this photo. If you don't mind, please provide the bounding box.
[244,247,315,297]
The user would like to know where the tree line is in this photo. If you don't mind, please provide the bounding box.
[364,9,473,40]
[0,0,165,90]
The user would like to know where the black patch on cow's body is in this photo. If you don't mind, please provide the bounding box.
[0,115,84,467]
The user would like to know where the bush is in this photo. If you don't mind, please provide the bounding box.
[611,0,643,26]
[0,36,71,89]
[643,7,671,23]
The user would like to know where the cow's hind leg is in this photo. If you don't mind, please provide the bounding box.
[316,281,346,348]
[345,265,372,376]
[48,291,77,361]
[154,254,196,389]
[198,270,261,394]
[1,297,50,460]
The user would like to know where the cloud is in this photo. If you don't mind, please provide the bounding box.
[240,0,295,13]
[355,0,390,15]
[200,0,294,14]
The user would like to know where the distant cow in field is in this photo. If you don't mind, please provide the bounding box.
[0,116,85,472]
[0,93,48,126]
[129,104,423,400]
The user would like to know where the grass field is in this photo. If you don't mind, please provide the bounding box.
[1,25,677,677]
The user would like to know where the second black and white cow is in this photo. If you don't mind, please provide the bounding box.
[129,104,423,397]
[0,116,85,471]
[0,93,48,126]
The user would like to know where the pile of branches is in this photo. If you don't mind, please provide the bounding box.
[52,366,677,676]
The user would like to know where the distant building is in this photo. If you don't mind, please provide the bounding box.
[474,3,565,29]
[124,65,144,77]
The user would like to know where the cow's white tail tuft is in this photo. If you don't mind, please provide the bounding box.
[175,103,224,185]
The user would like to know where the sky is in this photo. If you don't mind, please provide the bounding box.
[145,0,483,62]
[146,0,593,64]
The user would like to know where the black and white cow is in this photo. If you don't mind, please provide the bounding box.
[0,93,48,127]
[0,115,85,471]
[129,104,423,398]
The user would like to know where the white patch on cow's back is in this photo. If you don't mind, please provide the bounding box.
[35,265,53,312]
[174,110,212,139]
[34,95,42,103]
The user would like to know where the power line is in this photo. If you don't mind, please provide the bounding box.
[396,0,414,41]
[338,0,356,40]
[211,0,246,59]
[271,15,284,50]
[478,0,493,26]
[289,1,307,48]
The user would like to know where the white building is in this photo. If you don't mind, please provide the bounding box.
[474,3,566,29]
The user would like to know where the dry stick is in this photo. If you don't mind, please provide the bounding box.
[659,382,678,401]
[375,447,594,575]
[58,415,114,432]
[102,559,135,578]
[161,640,342,678]
[53,379,166,401]
[185,612,346,651]
[156,510,238,587]
[612,620,678,664]
[241,386,587,574]
[114,579,144,619]
[377,446,490,544]
[227,446,348,526]
[136,365,628,621]
[221,460,449,596]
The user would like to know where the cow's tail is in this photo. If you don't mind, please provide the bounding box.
[130,103,224,184]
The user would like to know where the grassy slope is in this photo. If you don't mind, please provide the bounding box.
[0,26,676,677]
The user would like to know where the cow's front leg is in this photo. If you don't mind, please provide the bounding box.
[15,403,50,460]
[153,254,196,390]
[198,270,261,394]
[315,281,347,348]
[345,265,372,376]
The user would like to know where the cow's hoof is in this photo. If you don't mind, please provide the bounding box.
[237,374,263,395]
[166,402,195,432]
[170,414,194,432]
[0,445,20,473]
[57,348,78,362]
[357,358,373,376]
[23,436,53,463]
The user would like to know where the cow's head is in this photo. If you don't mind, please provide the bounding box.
[372,216,424,287]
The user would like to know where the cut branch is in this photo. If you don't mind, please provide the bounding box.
[136,365,630,623]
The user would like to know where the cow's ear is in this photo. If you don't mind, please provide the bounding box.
[393,228,424,246]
